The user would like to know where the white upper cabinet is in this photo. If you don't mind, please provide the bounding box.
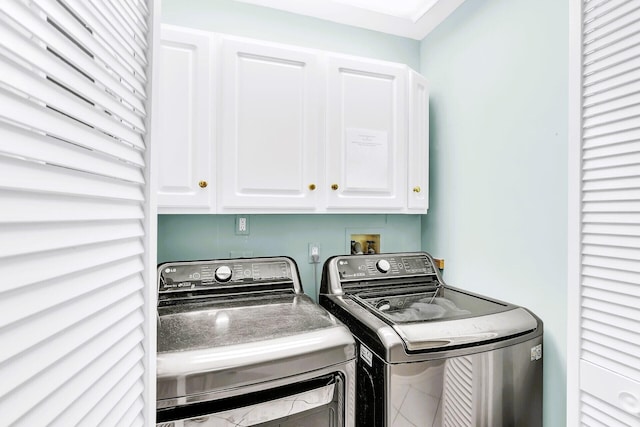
[157,26,214,212]
[326,56,407,211]
[407,70,429,212]
[156,25,429,214]
[219,38,322,211]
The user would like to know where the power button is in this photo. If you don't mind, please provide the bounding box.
[376,259,391,273]
[214,266,232,282]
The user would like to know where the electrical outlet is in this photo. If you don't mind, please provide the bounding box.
[235,215,249,235]
[308,243,320,263]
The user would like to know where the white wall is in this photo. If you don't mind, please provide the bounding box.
[420,1,568,426]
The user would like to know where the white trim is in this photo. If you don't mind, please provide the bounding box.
[567,0,582,425]
[143,0,160,424]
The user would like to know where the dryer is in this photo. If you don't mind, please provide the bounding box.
[157,256,355,426]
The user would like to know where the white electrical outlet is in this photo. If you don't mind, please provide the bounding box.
[235,216,249,235]
[308,243,320,263]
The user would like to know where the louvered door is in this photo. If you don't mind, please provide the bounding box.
[0,0,155,425]
[569,0,640,425]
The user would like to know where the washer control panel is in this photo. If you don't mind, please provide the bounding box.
[336,254,435,281]
[158,257,297,294]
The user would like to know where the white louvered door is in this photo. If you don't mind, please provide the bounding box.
[0,0,156,426]
[568,0,640,425]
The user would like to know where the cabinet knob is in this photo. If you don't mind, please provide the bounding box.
[413,186,421,193]
[198,180,208,188]
[308,184,316,191]
[331,184,339,191]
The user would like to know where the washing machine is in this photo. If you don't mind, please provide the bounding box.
[319,252,543,427]
[157,256,355,426]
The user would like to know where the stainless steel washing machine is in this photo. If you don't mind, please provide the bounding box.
[319,252,543,427]
[157,256,355,427]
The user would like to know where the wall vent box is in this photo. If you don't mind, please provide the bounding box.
[350,234,380,255]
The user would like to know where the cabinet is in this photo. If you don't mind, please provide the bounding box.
[219,38,322,211]
[156,26,214,212]
[407,70,429,212]
[156,26,429,214]
[326,55,407,211]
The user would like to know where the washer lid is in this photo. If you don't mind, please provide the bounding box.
[392,307,538,351]
[158,294,341,353]
[157,294,355,402]
[354,286,511,324]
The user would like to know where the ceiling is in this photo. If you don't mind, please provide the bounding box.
[234,0,466,40]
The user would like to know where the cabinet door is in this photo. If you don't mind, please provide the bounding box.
[219,38,321,211]
[326,56,407,211]
[157,26,213,211]
[407,70,429,212]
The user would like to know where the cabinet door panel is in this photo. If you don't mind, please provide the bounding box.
[408,71,429,212]
[220,39,321,210]
[157,27,213,210]
[327,57,406,210]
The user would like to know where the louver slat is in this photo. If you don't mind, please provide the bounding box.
[0,257,144,328]
[583,91,640,119]
[120,0,149,34]
[0,1,145,112]
[584,1,640,34]
[584,7,640,50]
[0,22,145,131]
[63,0,147,72]
[0,123,144,185]
[30,0,147,93]
[0,296,144,398]
[74,364,145,426]
[0,156,144,202]
[0,190,144,223]
[583,0,626,23]
[582,318,640,352]
[583,140,640,159]
[17,327,145,425]
[0,238,144,294]
[0,220,145,259]
[584,25,640,65]
[583,222,640,236]
[0,0,152,423]
[0,91,144,167]
[0,54,143,147]
[582,188,640,202]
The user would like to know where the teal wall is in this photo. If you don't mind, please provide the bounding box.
[419,1,568,426]
[162,0,420,69]
[159,1,569,425]
[158,214,422,299]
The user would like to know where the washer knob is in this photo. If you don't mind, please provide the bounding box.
[215,265,232,282]
[376,259,391,273]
